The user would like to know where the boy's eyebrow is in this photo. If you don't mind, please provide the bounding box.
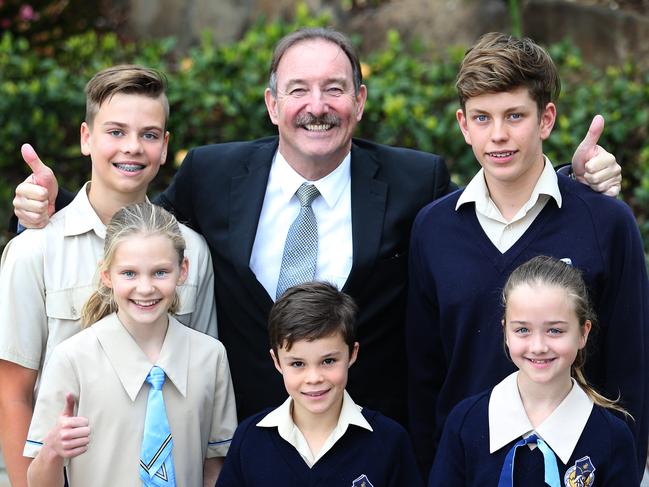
[102,121,164,131]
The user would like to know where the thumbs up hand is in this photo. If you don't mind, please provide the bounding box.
[42,393,90,459]
[13,143,59,228]
[571,115,622,197]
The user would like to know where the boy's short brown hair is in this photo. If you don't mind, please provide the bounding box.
[456,32,561,115]
[269,282,358,355]
[85,64,169,127]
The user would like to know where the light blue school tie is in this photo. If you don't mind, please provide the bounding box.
[497,433,560,487]
[140,366,176,487]
[276,183,321,299]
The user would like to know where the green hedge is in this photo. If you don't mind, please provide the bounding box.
[1,6,647,260]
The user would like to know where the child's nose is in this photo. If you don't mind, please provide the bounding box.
[305,367,323,383]
[122,133,143,154]
[529,333,549,353]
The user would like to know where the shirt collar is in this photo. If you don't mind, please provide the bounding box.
[489,371,593,464]
[274,150,351,209]
[62,182,106,239]
[62,182,153,240]
[91,313,190,401]
[256,390,372,466]
[456,157,562,214]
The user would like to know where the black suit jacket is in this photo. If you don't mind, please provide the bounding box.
[157,136,451,423]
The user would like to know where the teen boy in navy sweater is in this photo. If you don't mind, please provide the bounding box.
[217,282,422,486]
[406,32,649,478]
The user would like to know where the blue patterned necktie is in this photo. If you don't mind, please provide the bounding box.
[276,183,321,299]
[498,433,560,487]
[140,366,176,487]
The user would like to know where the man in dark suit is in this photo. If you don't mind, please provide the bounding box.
[12,28,621,424]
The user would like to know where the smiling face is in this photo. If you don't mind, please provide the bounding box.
[504,282,590,392]
[82,92,169,203]
[456,87,556,195]
[271,332,359,426]
[264,38,367,179]
[101,233,188,331]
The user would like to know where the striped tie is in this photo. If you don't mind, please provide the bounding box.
[140,366,176,487]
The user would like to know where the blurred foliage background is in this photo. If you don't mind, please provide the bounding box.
[1,2,647,261]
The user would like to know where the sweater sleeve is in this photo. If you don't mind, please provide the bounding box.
[428,400,469,487]
[406,208,447,476]
[594,203,649,475]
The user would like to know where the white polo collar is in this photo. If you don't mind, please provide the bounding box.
[489,372,593,464]
[456,156,562,218]
[257,389,372,467]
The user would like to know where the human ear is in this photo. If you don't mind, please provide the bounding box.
[579,320,592,349]
[80,122,92,156]
[456,109,472,145]
[264,88,279,126]
[177,256,189,285]
[270,349,282,375]
[99,262,112,289]
[348,342,360,367]
[160,131,170,166]
[354,85,367,121]
[539,102,557,140]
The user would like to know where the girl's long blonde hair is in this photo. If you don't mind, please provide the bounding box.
[502,255,632,419]
[81,202,185,327]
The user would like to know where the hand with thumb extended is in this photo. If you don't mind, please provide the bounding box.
[13,143,59,228]
[570,115,621,196]
[42,393,90,459]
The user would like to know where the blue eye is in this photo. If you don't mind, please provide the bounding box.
[474,114,488,122]
[122,270,135,278]
[509,113,522,120]
[109,129,124,137]
[548,328,564,335]
[515,327,529,335]
[142,132,159,140]
[154,270,168,278]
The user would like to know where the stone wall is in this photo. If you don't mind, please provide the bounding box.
[121,0,649,69]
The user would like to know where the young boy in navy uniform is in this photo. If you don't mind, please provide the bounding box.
[406,32,649,478]
[216,281,422,486]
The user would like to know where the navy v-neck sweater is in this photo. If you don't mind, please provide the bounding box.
[429,389,638,486]
[406,174,649,475]
[216,407,423,486]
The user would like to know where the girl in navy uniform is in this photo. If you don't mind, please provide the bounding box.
[429,255,638,486]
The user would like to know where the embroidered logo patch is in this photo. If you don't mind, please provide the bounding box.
[563,456,596,487]
[352,474,374,487]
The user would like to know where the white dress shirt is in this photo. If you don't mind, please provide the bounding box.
[249,151,353,299]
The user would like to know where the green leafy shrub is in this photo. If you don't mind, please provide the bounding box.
[1,9,647,264]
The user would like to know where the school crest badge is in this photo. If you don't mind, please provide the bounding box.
[563,456,596,487]
[352,474,374,487]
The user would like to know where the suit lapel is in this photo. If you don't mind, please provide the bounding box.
[229,139,277,311]
[343,143,388,293]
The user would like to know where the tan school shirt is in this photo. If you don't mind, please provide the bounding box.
[0,182,218,388]
[24,313,237,486]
